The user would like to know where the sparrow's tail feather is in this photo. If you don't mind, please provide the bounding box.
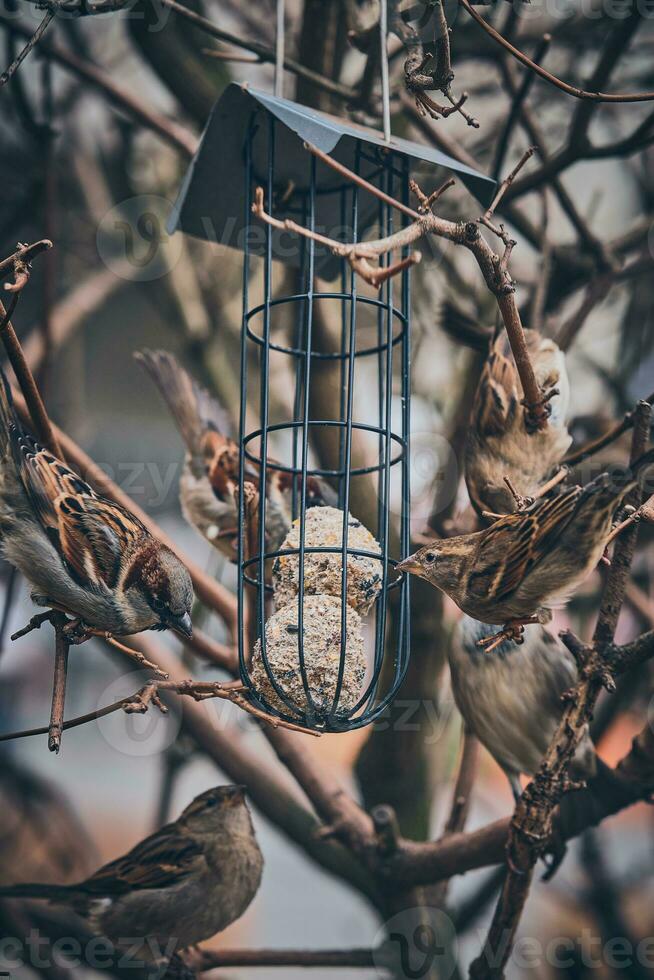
[135,350,231,461]
[0,882,76,901]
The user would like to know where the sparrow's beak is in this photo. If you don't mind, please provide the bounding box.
[173,611,193,638]
[223,784,247,806]
[396,554,423,577]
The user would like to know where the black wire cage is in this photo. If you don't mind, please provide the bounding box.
[170,83,495,732]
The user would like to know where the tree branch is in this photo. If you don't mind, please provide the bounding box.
[155,0,355,102]
[188,947,376,971]
[0,3,57,87]
[0,13,198,157]
[460,0,654,103]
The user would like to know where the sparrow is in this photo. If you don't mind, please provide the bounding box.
[449,616,596,801]
[0,785,263,962]
[136,349,336,560]
[397,448,654,643]
[0,365,193,640]
[465,329,572,519]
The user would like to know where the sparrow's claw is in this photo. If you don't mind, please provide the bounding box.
[62,618,95,645]
[477,622,526,653]
[522,385,557,432]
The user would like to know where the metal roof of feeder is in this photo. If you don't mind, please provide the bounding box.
[169,82,497,279]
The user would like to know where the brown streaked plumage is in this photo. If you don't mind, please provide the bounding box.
[0,785,263,965]
[398,452,654,632]
[465,330,572,519]
[0,366,193,639]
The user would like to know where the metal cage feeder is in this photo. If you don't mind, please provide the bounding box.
[170,83,495,732]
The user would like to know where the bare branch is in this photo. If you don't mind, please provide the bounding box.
[0,676,321,743]
[48,613,69,754]
[0,240,52,285]
[0,248,64,459]
[0,13,198,157]
[493,33,551,181]
[563,391,654,466]
[156,0,355,102]
[460,0,654,103]
[187,947,376,971]
[0,3,57,87]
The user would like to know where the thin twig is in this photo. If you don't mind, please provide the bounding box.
[305,141,422,221]
[483,146,536,219]
[563,391,654,467]
[0,676,321,743]
[0,295,64,458]
[156,0,354,102]
[252,185,423,288]
[0,13,197,158]
[459,0,654,103]
[493,34,551,180]
[0,3,57,87]
[48,613,69,754]
[0,240,52,284]
[188,947,377,970]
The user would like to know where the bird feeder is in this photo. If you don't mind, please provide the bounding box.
[169,82,495,732]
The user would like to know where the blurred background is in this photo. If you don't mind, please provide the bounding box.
[0,0,654,977]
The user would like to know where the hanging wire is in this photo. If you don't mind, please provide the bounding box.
[379,0,391,142]
[274,0,285,98]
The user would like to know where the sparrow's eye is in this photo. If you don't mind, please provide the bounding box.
[425,552,436,564]
[152,597,165,612]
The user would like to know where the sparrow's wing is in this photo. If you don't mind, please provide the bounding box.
[79,825,205,895]
[12,433,145,589]
[471,334,520,438]
[55,497,146,588]
[467,487,583,601]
